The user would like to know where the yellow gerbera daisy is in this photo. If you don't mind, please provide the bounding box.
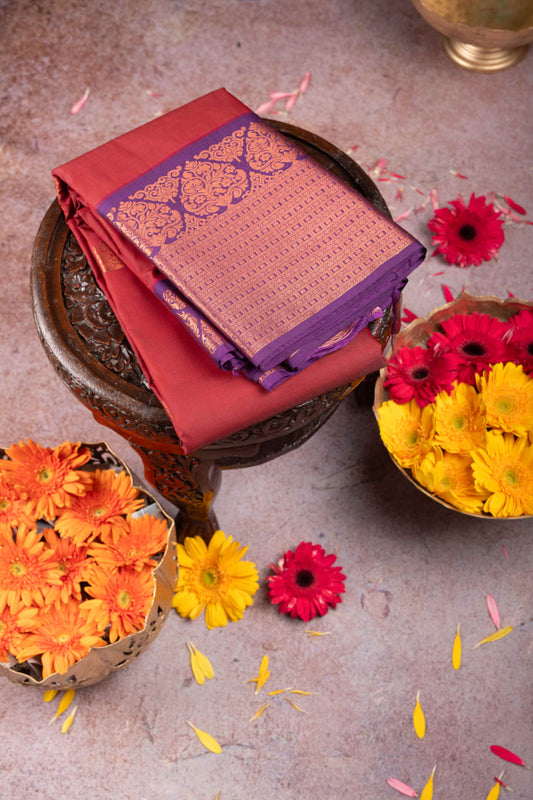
[16,598,107,678]
[413,447,487,514]
[377,399,435,468]
[0,440,92,520]
[476,362,533,437]
[55,469,144,545]
[433,382,486,453]
[471,431,533,517]
[173,530,259,629]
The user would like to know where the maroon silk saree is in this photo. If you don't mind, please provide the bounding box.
[52,89,425,452]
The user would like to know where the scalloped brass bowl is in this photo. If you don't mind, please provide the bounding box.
[373,292,533,519]
[0,442,177,689]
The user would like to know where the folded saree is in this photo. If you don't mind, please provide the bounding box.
[53,88,425,392]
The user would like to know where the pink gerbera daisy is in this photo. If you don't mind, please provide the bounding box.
[384,345,458,407]
[505,308,533,374]
[267,542,346,622]
[427,312,508,385]
[428,193,504,268]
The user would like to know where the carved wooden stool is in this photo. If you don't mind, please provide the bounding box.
[30,122,393,543]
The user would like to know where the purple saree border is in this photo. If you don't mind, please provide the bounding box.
[252,239,426,369]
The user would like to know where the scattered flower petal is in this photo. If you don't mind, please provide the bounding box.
[249,703,270,721]
[386,777,418,797]
[452,623,461,670]
[490,745,531,768]
[70,88,90,115]
[43,689,58,702]
[186,721,222,754]
[299,71,311,94]
[503,195,526,215]
[486,595,501,629]
[486,779,501,800]
[61,705,78,734]
[420,765,436,800]
[401,308,418,324]
[502,545,509,560]
[255,100,276,115]
[255,654,270,694]
[51,688,76,722]
[442,284,455,303]
[268,687,291,695]
[285,697,307,712]
[290,689,318,695]
[429,188,440,211]
[187,641,214,685]
[304,629,332,636]
[413,690,426,739]
[394,208,413,223]
[474,626,513,648]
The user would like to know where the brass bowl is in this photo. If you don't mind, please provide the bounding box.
[373,292,533,519]
[410,0,533,71]
[0,442,177,689]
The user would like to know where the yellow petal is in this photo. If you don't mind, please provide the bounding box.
[249,703,270,721]
[474,626,513,648]
[452,624,462,670]
[413,690,426,739]
[186,721,222,754]
[268,688,291,696]
[291,689,318,696]
[50,688,76,723]
[486,781,501,800]
[61,705,78,734]
[305,630,332,636]
[43,689,58,703]
[187,642,214,685]
[420,765,436,800]
[285,697,307,713]
[255,655,270,694]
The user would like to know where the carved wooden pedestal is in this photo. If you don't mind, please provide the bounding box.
[30,122,393,542]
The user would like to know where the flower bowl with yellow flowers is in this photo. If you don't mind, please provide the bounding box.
[0,440,176,689]
[373,292,533,519]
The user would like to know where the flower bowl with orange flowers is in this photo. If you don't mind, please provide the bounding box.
[373,292,533,519]
[0,440,176,689]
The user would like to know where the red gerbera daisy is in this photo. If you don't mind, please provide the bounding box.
[427,312,508,385]
[267,542,346,622]
[505,308,533,374]
[428,193,504,268]
[384,345,458,407]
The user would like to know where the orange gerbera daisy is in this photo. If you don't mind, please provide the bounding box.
[0,600,39,662]
[88,513,169,572]
[16,598,107,679]
[0,475,33,538]
[55,469,145,545]
[81,565,154,643]
[0,525,62,612]
[0,440,92,520]
[42,528,89,605]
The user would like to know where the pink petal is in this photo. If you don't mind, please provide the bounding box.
[285,92,299,110]
[442,284,454,303]
[70,87,90,115]
[429,188,440,211]
[504,195,526,215]
[502,544,509,559]
[299,71,312,94]
[486,594,500,629]
[401,308,418,323]
[386,778,418,797]
[394,208,412,222]
[269,91,295,100]
[372,157,388,174]
[255,100,277,115]
[432,271,444,276]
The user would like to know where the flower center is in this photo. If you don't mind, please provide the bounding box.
[462,341,486,357]
[201,568,219,588]
[57,632,70,644]
[117,589,132,608]
[528,342,533,356]
[497,398,512,414]
[503,469,519,487]
[295,569,315,588]
[92,506,106,518]
[452,416,465,431]
[412,367,429,381]
[407,431,419,446]
[38,466,53,483]
[10,561,26,578]
[459,224,476,241]
[0,499,9,511]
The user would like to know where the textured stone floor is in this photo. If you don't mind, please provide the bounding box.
[0,1,532,798]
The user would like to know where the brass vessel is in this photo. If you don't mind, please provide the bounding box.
[410,0,533,71]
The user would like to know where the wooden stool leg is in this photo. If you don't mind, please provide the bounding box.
[131,446,222,544]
